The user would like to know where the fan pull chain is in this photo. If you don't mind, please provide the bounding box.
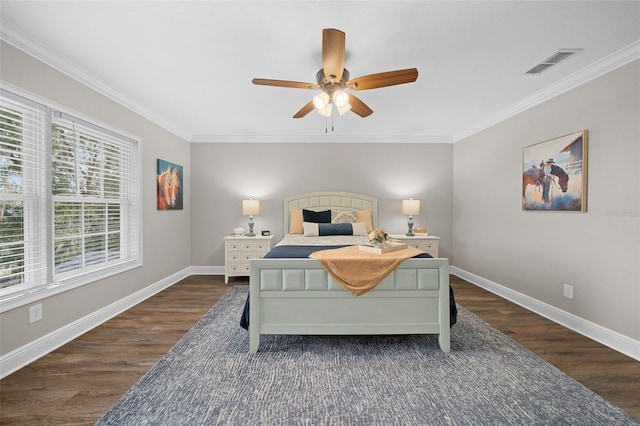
[323,109,335,133]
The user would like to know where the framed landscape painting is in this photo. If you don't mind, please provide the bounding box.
[522,130,588,211]
[157,159,183,210]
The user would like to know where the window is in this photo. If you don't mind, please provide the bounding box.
[0,91,48,295]
[0,89,141,309]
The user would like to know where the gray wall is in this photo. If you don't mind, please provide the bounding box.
[190,143,454,266]
[0,42,192,355]
[452,59,640,340]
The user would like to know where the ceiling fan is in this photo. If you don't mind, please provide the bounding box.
[252,28,418,119]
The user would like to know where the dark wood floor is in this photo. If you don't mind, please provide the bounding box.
[1,274,638,424]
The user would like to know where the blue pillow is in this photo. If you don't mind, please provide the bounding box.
[318,223,353,236]
[303,209,331,223]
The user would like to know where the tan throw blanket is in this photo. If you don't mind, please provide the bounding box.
[309,245,425,296]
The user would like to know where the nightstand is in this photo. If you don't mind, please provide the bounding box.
[389,234,439,257]
[224,234,275,283]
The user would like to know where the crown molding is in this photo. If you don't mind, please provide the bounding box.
[453,39,640,142]
[0,20,192,141]
[190,134,453,144]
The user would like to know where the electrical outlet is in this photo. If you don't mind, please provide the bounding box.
[563,284,574,300]
[29,304,43,323]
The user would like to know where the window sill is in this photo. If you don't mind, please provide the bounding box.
[0,260,143,314]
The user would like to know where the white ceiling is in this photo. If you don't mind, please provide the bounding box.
[1,1,639,143]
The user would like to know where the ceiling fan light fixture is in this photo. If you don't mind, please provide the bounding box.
[337,102,351,115]
[313,92,330,110]
[332,90,349,107]
[317,102,332,117]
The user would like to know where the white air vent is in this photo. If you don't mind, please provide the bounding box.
[525,48,583,75]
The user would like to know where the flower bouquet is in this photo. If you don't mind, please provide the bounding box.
[368,228,389,247]
[359,228,407,254]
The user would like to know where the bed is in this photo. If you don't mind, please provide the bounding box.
[246,191,452,353]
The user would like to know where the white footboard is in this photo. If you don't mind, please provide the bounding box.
[249,258,450,353]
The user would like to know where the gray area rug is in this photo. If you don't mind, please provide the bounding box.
[96,286,638,425]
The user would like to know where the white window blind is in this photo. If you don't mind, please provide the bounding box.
[51,112,139,279]
[0,91,48,296]
[0,88,140,307]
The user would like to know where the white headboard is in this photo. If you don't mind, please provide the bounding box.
[283,191,378,233]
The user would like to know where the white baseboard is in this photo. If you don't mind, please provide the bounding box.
[189,266,224,275]
[0,267,192,379]
[450,266,640,362]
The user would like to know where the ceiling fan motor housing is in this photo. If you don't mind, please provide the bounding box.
[316,68,351,94]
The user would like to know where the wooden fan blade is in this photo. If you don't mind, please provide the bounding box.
[347,68,418,90]
[293,100,315,118]
[348,94,373,118]
[322,28,345,82]
[252,78,319,90]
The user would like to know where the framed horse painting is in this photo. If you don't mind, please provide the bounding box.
[522,130,588,211]
[157,159,183,210]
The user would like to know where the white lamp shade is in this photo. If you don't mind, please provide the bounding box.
[317,103,332,117]
[337,102,352,115]
[313,92,332,117]
[313,92,330,109]
[402,199,420,215]
[332,90,349,107]
[242,199,260,216]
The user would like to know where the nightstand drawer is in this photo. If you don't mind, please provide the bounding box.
[228,242,270,252]
[253,242,270,252]
[418,242,436,251]
[241,252,266,262]
[389,234,440,258]
[405,242,423,249]
[226,263,250,274]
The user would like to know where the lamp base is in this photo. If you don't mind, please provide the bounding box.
[246,217,256,237]
[406,217,414,237]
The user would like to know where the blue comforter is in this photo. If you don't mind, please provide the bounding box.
[240,245,457,329]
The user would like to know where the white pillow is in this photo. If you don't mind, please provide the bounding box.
[302,222,319,237]
[351,222,368,236]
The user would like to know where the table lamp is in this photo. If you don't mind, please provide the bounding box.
[242,198,260,237]
[402,198,420,236]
